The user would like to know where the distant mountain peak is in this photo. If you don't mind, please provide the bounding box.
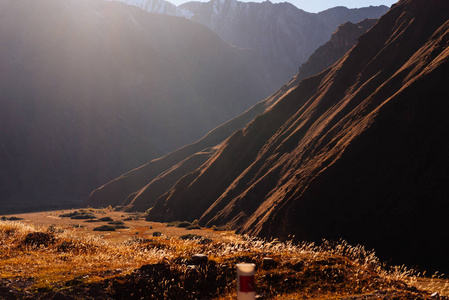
[214,0,238,4]
[105,0,193,18]
[179,1,388,86]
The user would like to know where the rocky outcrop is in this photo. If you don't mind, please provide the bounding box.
[147,0,449,272]
[0,0,273,212]
[296,18,378,83]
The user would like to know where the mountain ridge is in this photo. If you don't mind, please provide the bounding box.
[105,0,193,17]
[107,0,389,88]
[0,0,273,212]
[85,18,377,210]
[147,0,449,272]
[180,0,389,86]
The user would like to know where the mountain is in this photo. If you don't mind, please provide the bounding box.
[85,87,272,209]
[147,0,449,272]
[180,0,389,87]
[109,0,389,90]
[105,0,193,17]
[0,0,273,213]
[297,18,378,83]
[85,18,378,210]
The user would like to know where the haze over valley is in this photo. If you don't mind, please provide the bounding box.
[1,0,449,297]
[0,0,387,212]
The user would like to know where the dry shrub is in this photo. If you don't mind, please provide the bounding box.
[22,232,56,248]
[93,225,116,231]
[0,221,432,299]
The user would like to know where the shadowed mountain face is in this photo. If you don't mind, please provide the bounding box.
[85,18,377,210]
[147,0,449,272]
[297,18,379,83]
[180,0,389,87]
[0,0,273,212]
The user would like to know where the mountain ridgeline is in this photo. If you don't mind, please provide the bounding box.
[144,0,449,272]
[85,18,378,210]
[110,0,389,88]
[0,0,388,213]
[0,0,273,212]
[180,0,389,87]
[105,0,192,17]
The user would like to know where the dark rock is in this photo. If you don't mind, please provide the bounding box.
[0,216,23,221]
[176,221,192,228]
[93,225,116,232]
[291,261,305,272]
[138,263,170,275]
[262,258,278,270]
[191,254,208,265]
[70,214,96,220]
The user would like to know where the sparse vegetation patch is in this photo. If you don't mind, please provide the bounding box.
[59,210,96,219]
[176,221,192,228]
[22,232,56,248]
[108,220,125,225]
[0,218,445,299]
[93,225,116,231]
[186,224,201,230]
[0,216,24,221]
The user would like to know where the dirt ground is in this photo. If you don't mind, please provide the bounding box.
[2,208,235,243]
[2,209,449,298]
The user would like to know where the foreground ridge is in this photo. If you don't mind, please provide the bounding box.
[0,214,442,299]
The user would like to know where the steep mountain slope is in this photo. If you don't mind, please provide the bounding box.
[180,0,388,87]
[297,18,378,83]
[85,90,271,209]
[0,0,272,212]
[85,18,377,210]
[147,0,449,272]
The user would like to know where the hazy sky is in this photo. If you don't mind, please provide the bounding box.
[172,0,398,13]
[274,0,397,12]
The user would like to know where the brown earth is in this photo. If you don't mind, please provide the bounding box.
[2,209,231,243]
[1,212,448,299]
[85,17,379,212]
[147,0,449,273]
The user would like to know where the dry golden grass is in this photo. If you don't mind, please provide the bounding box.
[0,209,445,299]
[0,220,214,287]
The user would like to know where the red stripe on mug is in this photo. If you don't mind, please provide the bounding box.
[239,275,255,292]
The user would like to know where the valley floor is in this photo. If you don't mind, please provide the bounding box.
[0,209,447,299]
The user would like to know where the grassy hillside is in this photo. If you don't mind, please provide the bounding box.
[0,209,447,299]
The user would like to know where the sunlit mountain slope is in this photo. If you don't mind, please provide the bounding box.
[147,0,449,272]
